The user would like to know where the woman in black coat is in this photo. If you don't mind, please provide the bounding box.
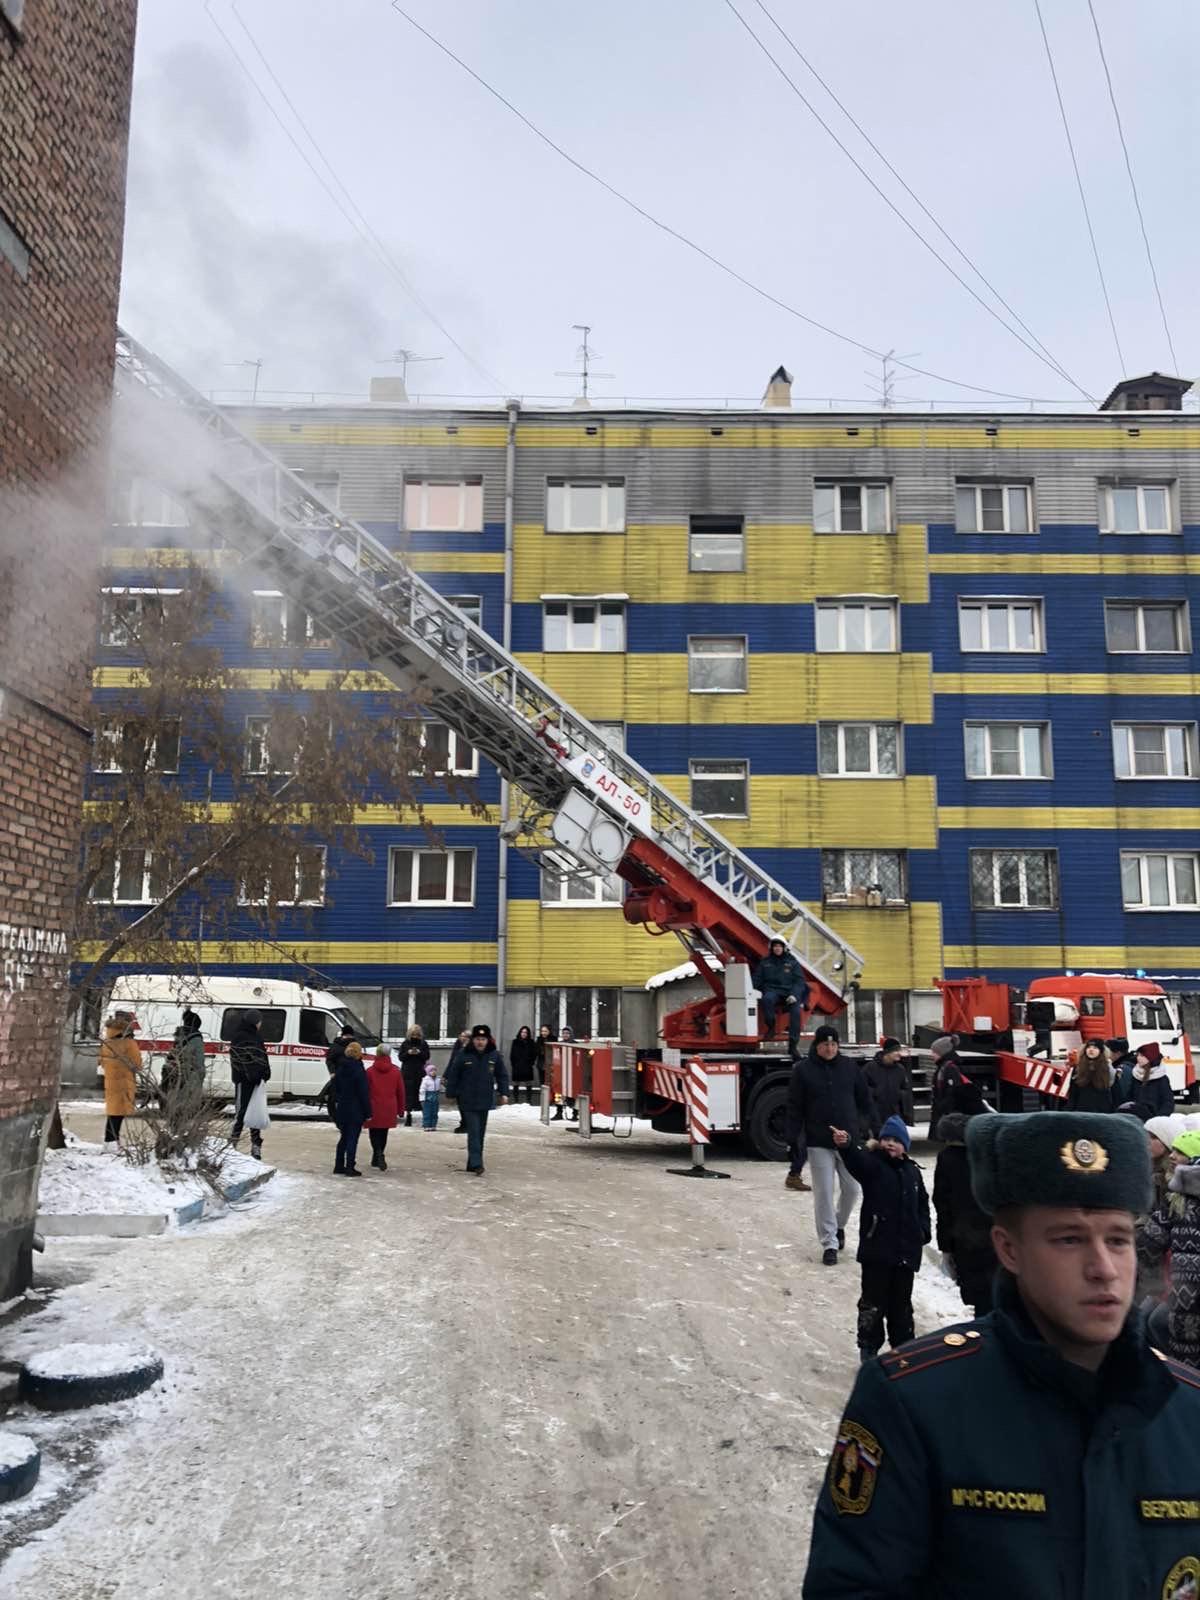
[1066,1039,1117,1113]
[509,1026,538,1102]
[397,1025,430,1128]
[1128,1041,1174,1120]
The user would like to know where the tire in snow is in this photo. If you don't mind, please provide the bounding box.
[0,1432,39,1503]
[19,1342,164,1412]
[746,1080,791,1161]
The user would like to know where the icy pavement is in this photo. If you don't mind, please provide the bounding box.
[3,1113,963,1598]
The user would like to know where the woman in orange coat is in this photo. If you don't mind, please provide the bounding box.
[100,1011,141,1143]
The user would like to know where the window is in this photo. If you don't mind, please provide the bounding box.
[1105,601,1189,654]
[111,480,188,528]
[818,723,901,778]
[546,479,625,533]
[404,478,483,532]
[1100,483,1173,534]
[954,481,1032,534]
[388,847,475,906]
[540,863,622,905]
[964,723,1051,779]
[537,987,621,1039]
[813,481,890,533]
[299,1009,342,1047]
[847,989,910,1046]
[444,595,482,628]
[93,719,182,775]
[970,849,1058,909]
[958,598,1043,653]
[688,635,747,693]
[99,588,181,648]
[384,986,471,1043]
[1122,852,1200,910]
[1130,995,1178,1031]
[89,848,169,905]
[289,469,341,508]
[244,715,306,775]
[1113,723,1196,779]
[407,720,478,778]
[821,850,907,905]
[250,591,330,650]
[238,846,326,906]
[690,759,748,818]
[543,600,625,652]
[689,515,745,571]
[220,1007,286,1045]
[815,599,898,653]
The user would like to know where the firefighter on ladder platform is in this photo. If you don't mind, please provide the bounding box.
[753,938,811,1059]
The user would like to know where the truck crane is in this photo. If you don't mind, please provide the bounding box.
[112,332,864,1161]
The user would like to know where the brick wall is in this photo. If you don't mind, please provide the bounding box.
[0,1,138,1297]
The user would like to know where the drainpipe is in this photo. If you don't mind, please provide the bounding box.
[495,399,520,1049]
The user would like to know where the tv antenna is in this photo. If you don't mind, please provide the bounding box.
[555,324,614,405]
[379,349,443,385]
[226,357,264,402]
[864,349,919,410]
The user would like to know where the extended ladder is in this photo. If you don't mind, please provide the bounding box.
[112,331,863,997]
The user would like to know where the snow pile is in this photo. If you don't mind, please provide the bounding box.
[23,1342,160,1382]
[38,1144,192,1217]
[0,1433,36,1471]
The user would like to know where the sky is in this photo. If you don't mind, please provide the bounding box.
[118,0,1200,411]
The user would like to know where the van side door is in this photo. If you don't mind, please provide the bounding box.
[292,1008,340,1096]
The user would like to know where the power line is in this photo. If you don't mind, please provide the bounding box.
[722,0,1092,400]
[745,0,1086,395]
[1085,0,1180,372]
[387,4,1079,405]
[1031,0,1126,377]
[202,1,507,392]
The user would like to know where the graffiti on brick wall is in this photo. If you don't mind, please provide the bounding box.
[0,922,69,1005]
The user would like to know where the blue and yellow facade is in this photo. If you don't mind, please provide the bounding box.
[95,390,1200,1044]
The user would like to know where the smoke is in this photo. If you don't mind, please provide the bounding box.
[119,41,405,399]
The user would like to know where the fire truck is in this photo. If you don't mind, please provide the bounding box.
[113,334,1192,1162]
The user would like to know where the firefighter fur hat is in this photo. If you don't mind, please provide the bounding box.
[967,1111,1152,1217]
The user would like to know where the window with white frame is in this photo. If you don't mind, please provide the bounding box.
[444,594,482,627]
[964,722,1052,779]
[99,588,181,648]
[403,478,483,532]
[111,479,188,528]
[405,720,478,777]
[546,479,626,533]
[688,635,747,692]
[540,862,622,906]
[813,481,891,534]
[543,599,625,652]
[249,591,330,650]
[958,598,1043,653]
[818,723,901,777]
[815,599,898,652]
[955,481,1032,534]
[690,759,748,817]
[1112,723,1197,779]
[689,515,745,571]
[821,849,907,905]
[88,848,169,905]
[384,986,471,1044]
[1100,482,1173,534]
[1122,851,1200,910]
[92,718,181,775]
[388,846,475,906]
[1105,600,1189,654]
[244,715,308,775]
[970,849,1058,909]
[536,986,621,1039]
[239,846,326,906]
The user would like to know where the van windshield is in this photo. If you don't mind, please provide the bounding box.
[332,1006,379,1045]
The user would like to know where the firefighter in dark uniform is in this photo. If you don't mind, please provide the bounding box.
[803,1111,1200,1600]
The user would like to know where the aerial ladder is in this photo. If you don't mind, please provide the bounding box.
[112,331,863,1157]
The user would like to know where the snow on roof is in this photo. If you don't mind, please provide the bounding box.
[645,954,720,991]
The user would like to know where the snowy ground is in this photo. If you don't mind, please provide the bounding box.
[2,1109,968,1598]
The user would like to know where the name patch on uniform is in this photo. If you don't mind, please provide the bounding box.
[948,1486,1048,1516]
[1142,1500,1200,1522]
[829,1421,882,1517]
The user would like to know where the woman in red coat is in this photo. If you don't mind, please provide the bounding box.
[365,1044,406,1171]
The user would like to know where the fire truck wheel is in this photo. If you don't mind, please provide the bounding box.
[746,1081,790,1162]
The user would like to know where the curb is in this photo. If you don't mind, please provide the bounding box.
[217,1165,276,1205]
[37,1164,275,1239]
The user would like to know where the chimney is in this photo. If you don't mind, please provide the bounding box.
[369,375,409,403]
[762,364,793,409]
[1099,372,1192,412]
